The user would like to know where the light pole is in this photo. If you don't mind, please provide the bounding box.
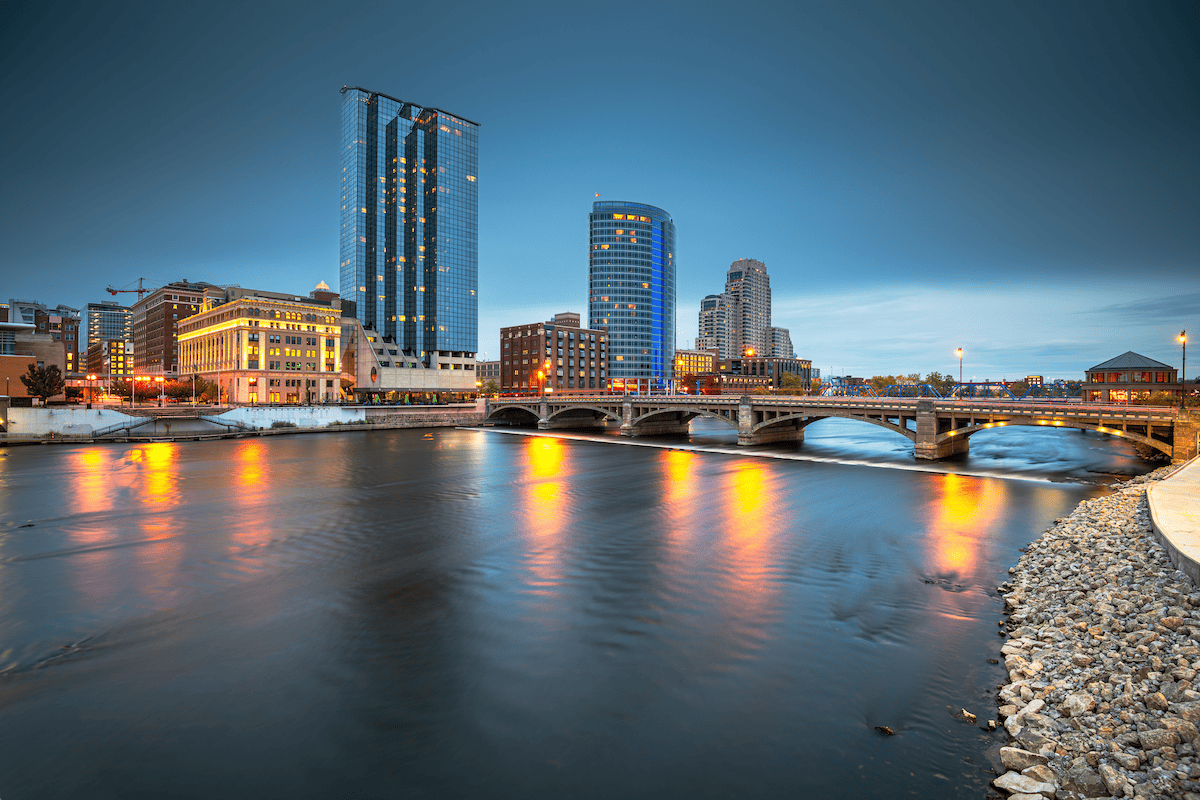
[1181,331,1188,410]
[156,376,165,407]
[956,348,963,399]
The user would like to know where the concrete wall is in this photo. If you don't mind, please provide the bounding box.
[6,406,139,436]
[219,406,366,429]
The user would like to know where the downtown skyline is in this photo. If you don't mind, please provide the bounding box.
[2,0,1196,381]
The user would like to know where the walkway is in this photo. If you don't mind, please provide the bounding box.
[1148,457,1200,583]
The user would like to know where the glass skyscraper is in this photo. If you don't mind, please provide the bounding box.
[587,201,676,391]
[339,86,479,362]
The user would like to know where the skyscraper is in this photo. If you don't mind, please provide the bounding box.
[587,201,676,392]
[725,258,771,358]
[85,301,132,353]
[696,293,729,355]
[339,86,479,368]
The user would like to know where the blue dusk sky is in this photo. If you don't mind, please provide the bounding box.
[1,0,1196,380]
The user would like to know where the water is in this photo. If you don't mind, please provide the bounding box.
[0,420,1150,798]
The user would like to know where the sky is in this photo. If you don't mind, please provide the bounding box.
[1,0,1196,380]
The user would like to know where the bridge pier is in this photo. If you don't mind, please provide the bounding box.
[620,399,690,437]
[738,422,805,446]
[914,399,968,460]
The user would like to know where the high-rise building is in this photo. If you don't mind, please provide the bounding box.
[131,281,223,376]
[725,258,771,358]
[696,293,729,356]
[338,86,479,384]
[587,201,676,392]
[767,326,794,359]
[86,301,133,353]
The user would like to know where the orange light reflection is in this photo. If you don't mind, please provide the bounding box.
[522,437,567,598]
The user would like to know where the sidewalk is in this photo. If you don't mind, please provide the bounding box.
[1148,456,1200,584]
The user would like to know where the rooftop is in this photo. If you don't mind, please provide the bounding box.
[1087,351,1175,372]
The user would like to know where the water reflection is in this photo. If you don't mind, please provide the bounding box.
[925,474,1004,576]
[719,461,783,652]
[522,437,567,597]
[131,442,179,507]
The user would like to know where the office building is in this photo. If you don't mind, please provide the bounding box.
[177,283,343,404]
[86,339,133,379]
[673,348,717,378]
[9,300,81,376]
[476,360,500,386]
[86,301,133,353]
[132,281,223,377]
[501,313,608,395]
[338,86,479,392]
[588,200,676,392]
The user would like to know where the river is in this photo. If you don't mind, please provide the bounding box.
[0,419,1151,798]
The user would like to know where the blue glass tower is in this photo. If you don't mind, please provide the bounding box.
[587,201,676,391]
[339,86,479,362]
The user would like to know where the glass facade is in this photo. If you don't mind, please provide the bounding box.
[339,86,479,363]
[86,302,133,351]
[587,201,676,390]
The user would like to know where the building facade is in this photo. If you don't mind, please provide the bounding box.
[673,348,718,378]
[501,313,608,395]
[85,339,133,379]
[588,200,676,392]
[338,86,479,375]
[1084,351,1180,402]
[696,293,729,356]
[476,360,500,386]
[132,281,223,377]
[86,301,133,353]
[177,285,343,404]
[767,326,794,359]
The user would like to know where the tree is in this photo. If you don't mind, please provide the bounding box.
[869,375,898,394]
[923,371,955,396]
[1006,380,1030,397]
[483,380,499,395]
[19,363,65,402]
[779,373,806,394]
[679,373,698,394]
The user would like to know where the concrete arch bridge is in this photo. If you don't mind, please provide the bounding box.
[484,395,1197,462]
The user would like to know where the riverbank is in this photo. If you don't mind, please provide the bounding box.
[0,404,485,445]
[994,461,1200,799]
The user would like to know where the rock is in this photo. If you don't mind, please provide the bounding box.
[1160,716,1199,741]
[1114,751,1140,769]
[1139,728,1179,750]
[994,770,1056,797]
[1001,746,1049,771]
[1022,763,1056,784]
[1065,762,1107,797]
[1175,702,1200,722]
[873,725,894,736]
[1064,693,1096,717]
[1098,762,1125,795]
[956,708,976,723]
[999,704,1019,719]
[1146,691,1170,711]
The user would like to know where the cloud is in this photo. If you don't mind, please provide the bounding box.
[1085,292,1200,321]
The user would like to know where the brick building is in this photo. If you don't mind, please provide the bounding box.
[501,313,608,395]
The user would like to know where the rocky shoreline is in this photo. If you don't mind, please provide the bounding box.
[992,464,1200,800]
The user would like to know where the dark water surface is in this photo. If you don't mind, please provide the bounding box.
[0,420,1150,798]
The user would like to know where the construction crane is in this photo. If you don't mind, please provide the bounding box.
[105,278,152,300]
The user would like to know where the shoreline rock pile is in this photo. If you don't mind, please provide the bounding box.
[993,465,1200,800]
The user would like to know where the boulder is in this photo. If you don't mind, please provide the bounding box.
[994,770,1056,798]
[1138,728,1179,750]
[1098,763,1126,796]
[1065,762,1106,797]
[1000,746,1049,771]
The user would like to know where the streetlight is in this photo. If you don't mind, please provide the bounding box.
[537,370,545,399]
[956,348,963,399]
[156,375,165,407]
[1181,330,1188,410]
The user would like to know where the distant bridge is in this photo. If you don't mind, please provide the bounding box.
[485,395,1199,462]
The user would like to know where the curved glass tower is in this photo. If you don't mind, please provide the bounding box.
[587,201,676,392]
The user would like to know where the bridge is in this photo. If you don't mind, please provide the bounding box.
[485,395,1199,462]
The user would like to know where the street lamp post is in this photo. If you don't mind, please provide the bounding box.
[156,376,165,407]
[956,348,963,399]
[1181,331,1188,410]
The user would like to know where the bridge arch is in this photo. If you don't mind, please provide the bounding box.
[935,419,1173,457]
[486,404,541,425]
[631,406,738,430]
[546,404,621,423]
[752,412,916,442]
